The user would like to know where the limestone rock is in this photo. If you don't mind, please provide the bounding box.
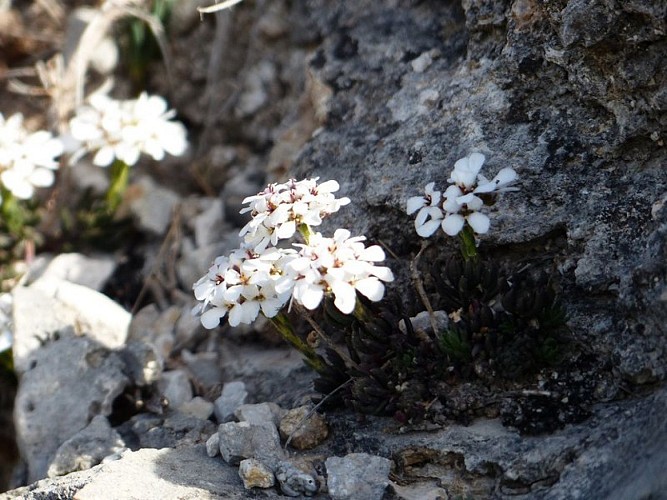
[217,421,286,469]
[13,336,129,483]
[235,402,286,427]
[5,446,263,500]
[47,415,125,478]
[325,453,392,500]
[12,278,130,372]
[126,175,180,236]
[274,459,319,497]
[238,458,275,489]
[34,253,116,291]
[279,406,329,450]
[159,370,193,410]
[213,381,248,423]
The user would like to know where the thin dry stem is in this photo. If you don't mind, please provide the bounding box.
[411,240,439,337]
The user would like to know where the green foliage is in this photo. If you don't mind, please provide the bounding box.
[314,257,572,424]
[123,0,176,88]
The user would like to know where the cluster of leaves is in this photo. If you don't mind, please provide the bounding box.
[314,256,571,424]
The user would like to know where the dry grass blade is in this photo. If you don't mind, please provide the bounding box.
[197,0,244,16]
[37,0,174,127]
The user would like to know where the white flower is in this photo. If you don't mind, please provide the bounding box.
[407,153,518,237]
[69,92,187,167]
[192,246,296,329]
[406,181,444,237]
[0,113,63,200]
[240,178,350,250]
[448,152,486,189]
[288,229,394,315]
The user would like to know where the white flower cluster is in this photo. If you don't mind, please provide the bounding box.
[193,178,393,328]
[69,92,188,167]
[239,178,350,251]
[407,153,518,237]
[0,112,63,201]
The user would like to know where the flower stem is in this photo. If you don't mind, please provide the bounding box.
[105,160,130,213]
[459,225,479,261]
[298,223,314,245]
[269,312,326,373]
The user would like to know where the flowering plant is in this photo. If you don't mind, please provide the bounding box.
[407,153,518,259]
[0,112,63,204]
[192,178,394,371]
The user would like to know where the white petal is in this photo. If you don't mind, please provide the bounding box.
[358,245,385,262]
[297,283,324,310]
[406,196,426,215]
[442,214,465,236]
[330,280,356,314]
[467,212,490,234]
[93,146,114,166]
[317,179,340,193]
[369,266,394,282]
[201,307,226,328]
[355,277,385,302]
[416,218,442,237]
[28,168,55,188]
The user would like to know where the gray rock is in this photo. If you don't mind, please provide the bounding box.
[13,336,129,483]
[12,278,130,372]
[274,460,319,497]
[128,304,180,361]
[325,453,392,500]
[214,381,248,423]
[193,198,225,248]
[3,446,267,500]
[279,406,329,450]
[127,175,181,236]
[47,415,125,478]
[180,397,214,420]
[130,412,215,450]
[217,421,287,469]
[181,350,223,395]
[33,253,116,291]
[159,370,193,410]
[119,340,163,387]
[206,432,220,458]
[400,310,449,337]
[235,402,286,427]
[238,458,275,489]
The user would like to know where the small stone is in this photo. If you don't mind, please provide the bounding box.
[126,176,180,236]
[47,416,125,478]
[127,304,180,360]
[214,381,248,423]
[180,397,214,420]
[325,453,392,500]
[217,421,286,468]
[119,341,163,386]
[400,310,449,336]
[194,198,225,248]
[181,350,223,395]
[37,253,116,291]
[279,406,329,450]
[206,433,220,458]
[275,460,319,497]
[238,458,275,489]
[235,402,286,427]
[158,370,193,410]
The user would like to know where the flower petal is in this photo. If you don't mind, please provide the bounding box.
[467,212,490,234]
[442,214,465,236]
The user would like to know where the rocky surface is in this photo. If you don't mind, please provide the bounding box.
[1,0,665,498]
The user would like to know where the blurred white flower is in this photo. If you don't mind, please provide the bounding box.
[0,112,63,200]
[240,178,350,251]
[0,293,13,352]
[407,153,518,237]
[69,92,187,167]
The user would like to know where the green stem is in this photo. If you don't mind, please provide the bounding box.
[105,160,130,213]
[269,312,326,373]
[298,223,314,245]
[459,225,479,262]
